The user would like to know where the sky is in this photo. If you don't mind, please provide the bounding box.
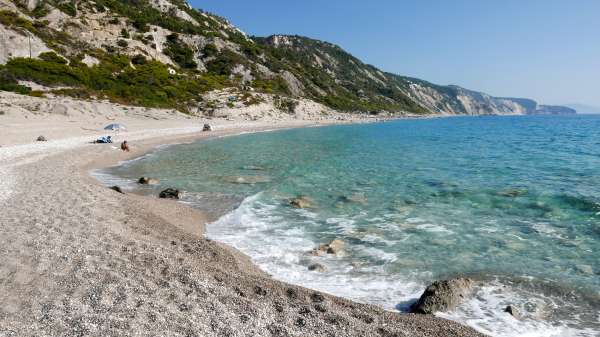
[191,0,600,108]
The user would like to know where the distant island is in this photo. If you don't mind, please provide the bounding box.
[532,105,577,115]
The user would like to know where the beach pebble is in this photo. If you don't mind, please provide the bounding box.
[410,278,474,314]
[159,188,181,199]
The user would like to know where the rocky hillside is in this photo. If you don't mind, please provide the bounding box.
[0,0,575,115]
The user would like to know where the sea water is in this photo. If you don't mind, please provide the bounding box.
[99,115,600,337]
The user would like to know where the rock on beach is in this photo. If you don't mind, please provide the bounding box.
[159,188,181,199]
[410,278,474,314]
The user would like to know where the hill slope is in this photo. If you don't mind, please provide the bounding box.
[0,0,574,115]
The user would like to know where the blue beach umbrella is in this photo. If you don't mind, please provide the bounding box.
[104,123,127,131]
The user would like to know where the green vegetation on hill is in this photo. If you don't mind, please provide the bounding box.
[0,51,227,110]
[163,33,197,69]
[254,35,427,114]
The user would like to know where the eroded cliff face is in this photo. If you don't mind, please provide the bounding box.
[0,0,575,115]
[0,25,52,64]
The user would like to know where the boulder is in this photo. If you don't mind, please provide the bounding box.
[159,188,181,199]
[311,239,345,257]
[110,186,124,194]
[504,305,520,319]
[203,123,213,131]
[410,278,474,314]
[36,135,47,141]
[308,263,327,272]
[327,239,345,255]
[138,177,159,185]
[289,196,313,209]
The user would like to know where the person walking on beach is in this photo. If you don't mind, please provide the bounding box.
[121,140,130,152]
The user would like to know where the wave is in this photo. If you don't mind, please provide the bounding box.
[206,195,600,337]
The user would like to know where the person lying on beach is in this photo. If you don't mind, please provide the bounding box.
[121,140,130,152]
[94,136,112,144]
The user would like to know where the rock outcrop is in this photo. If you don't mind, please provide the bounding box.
[410,278,474,314]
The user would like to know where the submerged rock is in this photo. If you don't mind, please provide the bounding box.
[504,305,520,319]
[289,196,313,209]
[410,278,474,314]
[337,193,368,205]
[308,263,327,272]
[159,188,181,199]
[497,189,528,197]
[224,176,271,185]
[241,165,267,171]
[138,177,159,185]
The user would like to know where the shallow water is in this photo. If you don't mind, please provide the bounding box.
[100,115,600,337]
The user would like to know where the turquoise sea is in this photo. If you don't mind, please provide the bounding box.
[98,115,600,337]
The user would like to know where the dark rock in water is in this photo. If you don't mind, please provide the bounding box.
[138,177,159,185]
[289,196,313,209]
[159,188,181,199]
[308,263,327,272]
[110,186,124,194]
[36,136,47,142]
[504,305,520,319]
[410,278,474,314]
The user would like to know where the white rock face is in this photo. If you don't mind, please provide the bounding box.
[148,0,198,25]
[231,64,253,83]
[0,26,52,64]
[280,70,305,97]
[81,55,100,67]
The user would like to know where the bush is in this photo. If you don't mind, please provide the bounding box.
[251,76,290,95]
[164,34,197,69]
[57,2,77,17]
[131,54,147,65]
[205,50,243,76]
[117,39,128,48]
[202,43,218,57]
[38,51,67,64]
[120,28,130,38]
[275,96,298,113]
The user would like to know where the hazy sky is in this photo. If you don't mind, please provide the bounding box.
[191,0,600,106]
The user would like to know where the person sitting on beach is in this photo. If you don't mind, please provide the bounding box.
[120,140,130,152]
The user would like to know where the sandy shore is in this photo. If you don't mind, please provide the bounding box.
[0,109,485,336]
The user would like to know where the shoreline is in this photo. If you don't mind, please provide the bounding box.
[0,116,486,336]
